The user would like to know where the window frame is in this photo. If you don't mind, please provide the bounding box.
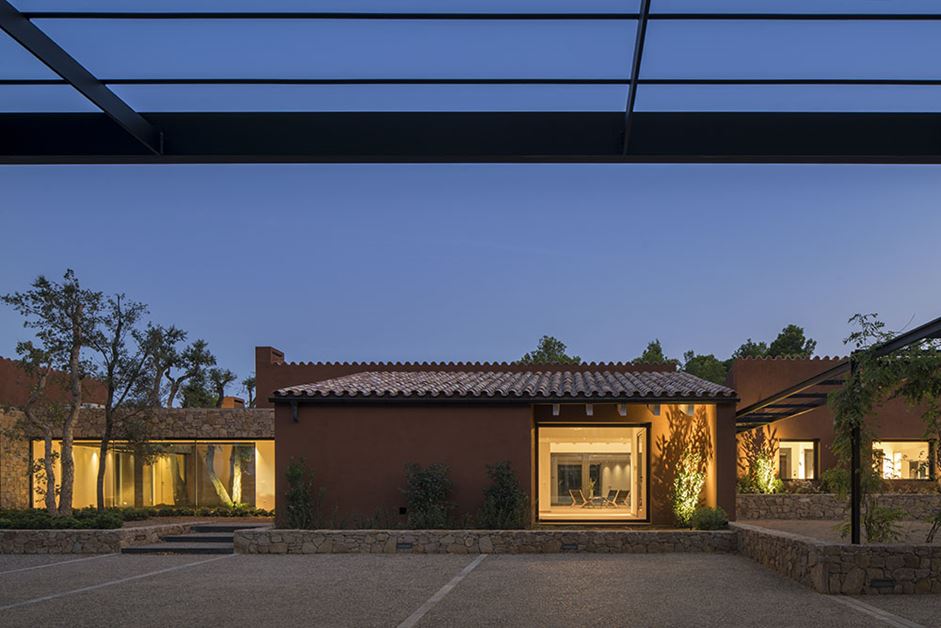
[871,438,937,481]
[777,438,819,481]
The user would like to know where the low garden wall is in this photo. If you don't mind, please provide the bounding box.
[0,522,193,554]
[234,529,738,555]
[736,493,941,521]
[733,522,941,595]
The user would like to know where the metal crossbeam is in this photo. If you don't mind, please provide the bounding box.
[623,0,651,155]
[0,0,161,154]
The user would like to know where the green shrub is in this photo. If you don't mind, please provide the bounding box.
[0,509,122,529]
[285,458,322,529]
[477,461,529,529]
[689,506,729,530]
[672,453,706,527]
[404,463,453,529]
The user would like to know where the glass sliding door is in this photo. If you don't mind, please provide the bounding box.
[32,439,275,509]
[537,425,648,521]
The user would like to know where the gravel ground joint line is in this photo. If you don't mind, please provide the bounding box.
[397,554,488,628]
[0,553,118,576]
[826,594,925,628]
[0,553,234,612]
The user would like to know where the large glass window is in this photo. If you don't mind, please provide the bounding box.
[538,426,647,521]
[32,440,275,510]
[872,440,934,480]
[778,441,817,480]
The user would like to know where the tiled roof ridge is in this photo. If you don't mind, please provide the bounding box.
[278,360,646,367]
[735,355,847,361]
[274,369,737,400]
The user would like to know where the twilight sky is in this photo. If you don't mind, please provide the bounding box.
[2,1,941,382]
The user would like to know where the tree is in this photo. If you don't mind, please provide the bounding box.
[518,335,581,365]
[210,368,238,407]
[141,324,186,407]
[635,339,679,369]
[682,351,728,385]
[2,269,101,516]
[87,293,155,511]
[731,338,769,359]
[180,370,216,408]
[242,375,256,408]
[7,342,63,513]
[768,324,817,358]
[165,339,216,407]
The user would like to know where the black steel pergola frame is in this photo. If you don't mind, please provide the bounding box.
[4,6,941,163]
[736,315,941,545]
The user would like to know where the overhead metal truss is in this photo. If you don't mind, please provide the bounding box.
[736,315,941,432]
[4,6,941,163]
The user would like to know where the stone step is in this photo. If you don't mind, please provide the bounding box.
[162,533,234,543]
[122,542,234,555]
[190,522,272,534]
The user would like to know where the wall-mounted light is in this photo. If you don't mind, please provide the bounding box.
[585,403,593,416]
[617,403,627,417]
[647,403,660,416]
[552,403,560,417]
[684,403,695,416]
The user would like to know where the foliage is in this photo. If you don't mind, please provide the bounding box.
[689,506,729,530]
[518,335,581,365]
[682,351,728,385]
[2,269,102,516]
[403,463,454,529]
[819,466,883,498]
[731,325,817,360]
[731,338,769,360]
[768,324,817,358]
[0,508,123,530]
[672,452,706,527]
[838,495,905,543]
[478,461,529,529]
[210,368,238,407]
[284,459,322,529]
[737,426,782,494]
[165,338,217,408]
[242,375,256,408]
[636,339,679,368]
[926,510,941,544]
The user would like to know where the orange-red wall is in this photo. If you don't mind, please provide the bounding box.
[0,356,107,408]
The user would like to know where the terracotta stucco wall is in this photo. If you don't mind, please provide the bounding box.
[0,356,107,408]
[279,401,736,527]
[276,403,533,525]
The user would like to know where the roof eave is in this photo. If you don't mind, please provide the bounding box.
[268,394,740,405]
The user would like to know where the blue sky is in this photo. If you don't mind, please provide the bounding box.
[3,2,941,382]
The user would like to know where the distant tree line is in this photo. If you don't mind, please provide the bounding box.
[518,324,818,385]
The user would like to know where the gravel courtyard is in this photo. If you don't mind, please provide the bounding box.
[1,552,939,627]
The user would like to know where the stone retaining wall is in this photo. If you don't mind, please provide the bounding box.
[234,529,738,555]
[0,522,193,554]
[733,522,941,595]
[736,493,941,521]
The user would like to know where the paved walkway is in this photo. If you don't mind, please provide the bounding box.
[0,552,938,627]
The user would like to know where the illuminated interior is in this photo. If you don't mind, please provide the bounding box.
[872,440,933,480]
[778,441,816,480]
[538,426,647,521]
[32,440,275,510]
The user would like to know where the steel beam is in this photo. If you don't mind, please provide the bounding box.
[0,0,161,154]
[623,0,651,155]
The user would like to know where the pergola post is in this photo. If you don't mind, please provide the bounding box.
[849,356,861,544]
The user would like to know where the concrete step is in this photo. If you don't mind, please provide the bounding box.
[190,522,272,534]
[122,542,234,555]
[162,533,234,543]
